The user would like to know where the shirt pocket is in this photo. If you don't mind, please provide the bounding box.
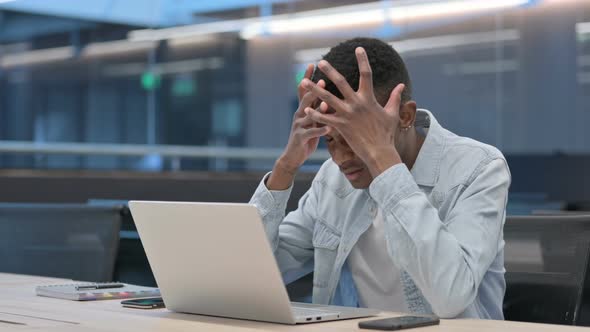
[312,221,341,289]
[312,221,341,250]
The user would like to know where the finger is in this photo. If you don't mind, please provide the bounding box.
[319,101,329,113]
[355,47,373,95]
[384,83,405,115]
[301,78,348,113]
[304,107,341,127]
[297,79,326,118]
[298,101,324,127]
[313,80,326,108]
[295,90,319,117]
[297,63,315,101]
[317,60,356,100]
[301,126,331,140]
[298,111,316,128]
[304,63,315,80]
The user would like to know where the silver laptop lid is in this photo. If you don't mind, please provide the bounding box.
[129,201,296,324]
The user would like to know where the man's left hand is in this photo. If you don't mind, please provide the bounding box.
[301,47,405,178]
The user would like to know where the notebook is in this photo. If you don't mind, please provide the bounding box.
[35,282,160,301]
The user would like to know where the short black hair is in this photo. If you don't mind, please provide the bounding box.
[312,37,412,104]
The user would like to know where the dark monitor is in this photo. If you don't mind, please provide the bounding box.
[0,203,122,282]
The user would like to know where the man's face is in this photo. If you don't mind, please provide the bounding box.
[325,131,374,189]
[326,130,406,189]
[320,92,407,189]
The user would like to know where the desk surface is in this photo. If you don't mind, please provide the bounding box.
[0,273,588,332]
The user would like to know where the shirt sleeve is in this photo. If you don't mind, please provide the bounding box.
[249,172,318,282]
[369,159,510,318]
[249,172,292,225]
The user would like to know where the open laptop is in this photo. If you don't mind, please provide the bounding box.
[129,201,379,324]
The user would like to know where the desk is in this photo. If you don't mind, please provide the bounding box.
[0,273,586,332]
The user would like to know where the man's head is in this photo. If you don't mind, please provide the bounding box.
[312,37,416,189]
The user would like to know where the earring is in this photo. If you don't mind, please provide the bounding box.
[402,125,413,132]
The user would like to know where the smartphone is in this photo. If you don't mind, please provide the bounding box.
[121,297,165,309]
[358,315,440,330]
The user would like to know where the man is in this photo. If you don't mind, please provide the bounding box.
[249,37,511,319]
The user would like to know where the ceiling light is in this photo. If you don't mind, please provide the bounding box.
[241,0,530,39]
[81,40,156,58]
[0,46,73,68]
[294,30,520,63]
[128,0,531,41]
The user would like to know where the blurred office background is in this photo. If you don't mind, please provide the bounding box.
[1,0,590,326]
[0,0,585,205]
[0,0,588,204]
[0,0,587,165]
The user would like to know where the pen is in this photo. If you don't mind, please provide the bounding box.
[76,283,125,291]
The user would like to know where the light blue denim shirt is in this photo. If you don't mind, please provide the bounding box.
[249,109,511,319]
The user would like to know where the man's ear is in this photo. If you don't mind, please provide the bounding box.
[399,100,417,128]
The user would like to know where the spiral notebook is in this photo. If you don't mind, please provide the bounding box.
[35,282,160,301]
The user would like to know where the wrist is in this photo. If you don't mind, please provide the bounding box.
[365,145,402,178]
[275,155,300,175]
[266,157,298,191]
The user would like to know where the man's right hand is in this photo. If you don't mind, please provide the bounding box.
[266,64,330,190]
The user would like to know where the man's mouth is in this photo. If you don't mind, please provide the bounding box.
[343,168,364,181]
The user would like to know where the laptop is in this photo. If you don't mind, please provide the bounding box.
[129,201,379,324]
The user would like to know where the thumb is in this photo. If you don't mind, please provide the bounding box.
[298,63,315,101]
[384,84,405,115]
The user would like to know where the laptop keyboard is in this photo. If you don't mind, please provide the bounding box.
[292,306,339,317]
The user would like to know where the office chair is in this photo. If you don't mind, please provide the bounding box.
[503,214,590,325]
[0,203,122,282]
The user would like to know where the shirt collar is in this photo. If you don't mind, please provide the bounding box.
[410,109,446,187]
